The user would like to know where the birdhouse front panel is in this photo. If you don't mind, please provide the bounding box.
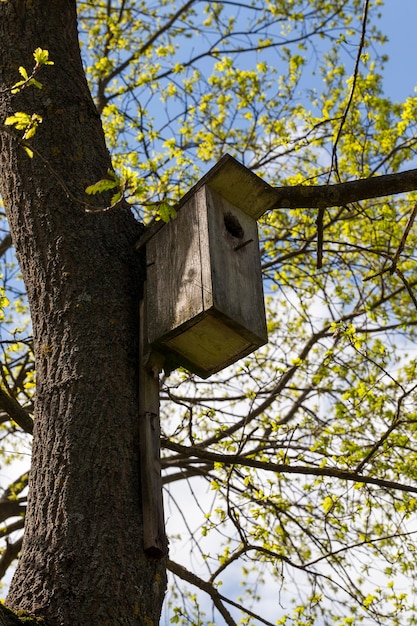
[146,184,267,378]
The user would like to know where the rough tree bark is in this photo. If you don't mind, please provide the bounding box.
[0,1,166,624]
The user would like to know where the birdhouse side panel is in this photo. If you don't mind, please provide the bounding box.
[194,187,217,312]
[146,195,210,346]
[205,186,268,344]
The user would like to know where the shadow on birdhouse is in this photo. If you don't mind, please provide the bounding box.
[144,154,272,378]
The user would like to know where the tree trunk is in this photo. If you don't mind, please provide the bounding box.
[0,1,166,624]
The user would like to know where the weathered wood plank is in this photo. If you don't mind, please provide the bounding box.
[146,193,208,344]
[178,153,278,219]
[138,296,168,558]
[204,186,267,338]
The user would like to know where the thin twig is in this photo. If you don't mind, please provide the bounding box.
[162,439,417,496]
[390,202,417,273]
[316,0,370,268]
[395,266,417,311]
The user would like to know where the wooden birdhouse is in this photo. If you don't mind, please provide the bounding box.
[144,155,274,378]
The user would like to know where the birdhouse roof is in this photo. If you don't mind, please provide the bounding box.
[178,154,277,220]
[135,154,276,251]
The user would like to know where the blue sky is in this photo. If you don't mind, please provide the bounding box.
[380,1,417,100]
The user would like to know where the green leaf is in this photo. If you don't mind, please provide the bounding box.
[10,81,26,94]
[23,125,37,140]
[85,177,119,195]
[31,79,43,90]
[111,190,122,205]
[4,112,32,129]
[22,146,34,158]
[157,202,177,223]
[33,47,54,66]
[322,496,334,514]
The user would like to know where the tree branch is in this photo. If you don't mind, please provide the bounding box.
[0,536,22,580]
[162,439,417,495]
[329,0,370,179]
[0,233,12,257]
[168,560,236,626]
[0,518,25,539]
[270,168,417,210]
[0,499,26,525]
[0,387,33,434]
[390,202,417,273]
[168,559,276,626]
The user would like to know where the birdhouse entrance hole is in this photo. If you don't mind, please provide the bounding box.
[224,212,244,239]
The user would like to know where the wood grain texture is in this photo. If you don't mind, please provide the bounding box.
[139,298,168,558]
[146,185,267,378]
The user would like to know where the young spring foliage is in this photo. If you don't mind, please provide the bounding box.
[2,48,53,157]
